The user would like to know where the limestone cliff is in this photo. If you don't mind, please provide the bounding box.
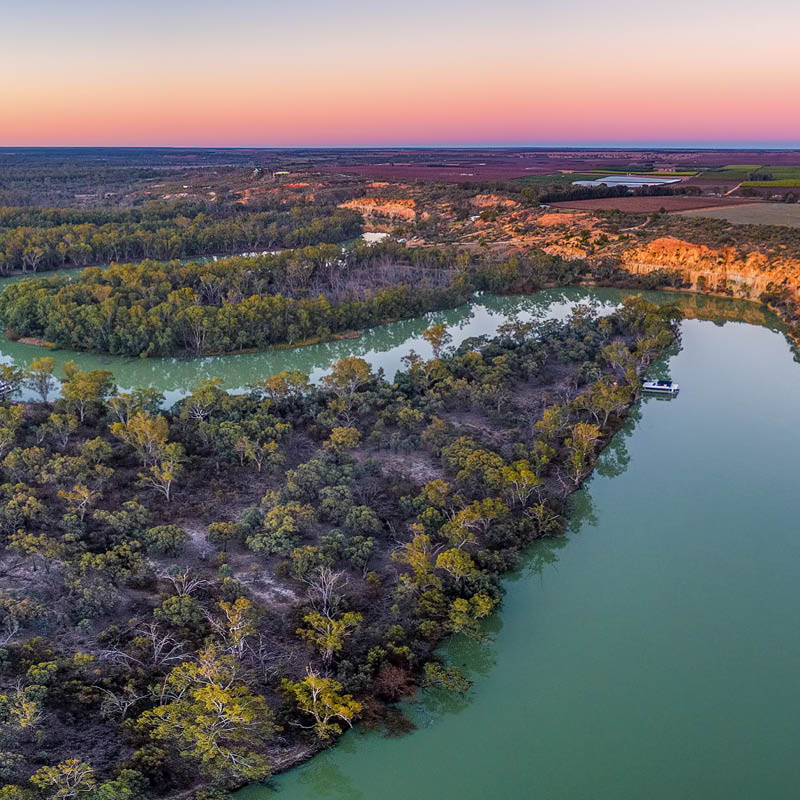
[339,197,419,221]
[620,237,800,303]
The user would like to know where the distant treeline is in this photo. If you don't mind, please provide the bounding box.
[0,243,594,357]
[0,200,363,273]
[537,183,703,204]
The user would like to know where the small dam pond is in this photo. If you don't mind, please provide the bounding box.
[227,295,799,800]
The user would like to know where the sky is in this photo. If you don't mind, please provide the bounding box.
[2,0,800,147]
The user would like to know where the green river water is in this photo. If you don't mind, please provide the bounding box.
[0,282,633,406]
[1,276,796,799]
[229,294,800,800]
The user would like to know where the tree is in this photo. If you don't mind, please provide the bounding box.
[233,436,283,474]
[281,668,362,740]
[321,357,372,421]
[448,594,495,639]
[534,404,570,442]
[106,388,164,424]
[323,426,361,455]
[526,503,562,535]
[0,365,23,403]
[144,524,188,556]
[181,378,224,422]
[57,484,100,522]
[0,405,25,457]
[109,412,169,467]
[207,597,260,660]
[442,437,505,495]
[24,357,57,403]
[576,380,626,427]
[137,442,185,502]
[441,498,509,547]
[138,647,276,784]
[564,422,602,485]
[342,505,383,537]
[207,522,238,552]
[154,594,205,632]
[435,548,477,579]
[246,503,314,556]
[501,460,542,506]
[421,322,452,358]
[39,413,78,448]
[296,610,362,665]
[393,533,437,589]
[254,369,310,403]
[29,759,96,798]
[59,363,114,422]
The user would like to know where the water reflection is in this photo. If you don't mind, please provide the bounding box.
[0,288,623,406]
[520,534,569,579]
[566,490,599,532]
[0,284,782,409]
[291,755,365,800]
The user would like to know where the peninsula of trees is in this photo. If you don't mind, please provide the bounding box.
[0,296,679,798]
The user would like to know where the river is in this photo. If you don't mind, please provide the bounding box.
[0,274,779,409]
[226,295,800,799]
[0,284,628,406]
[1,276,796,798]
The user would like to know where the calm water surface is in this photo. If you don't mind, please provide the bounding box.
[234,302,800,799]
[0,285,629,405]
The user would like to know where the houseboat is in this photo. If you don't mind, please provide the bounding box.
[643,380,680,395]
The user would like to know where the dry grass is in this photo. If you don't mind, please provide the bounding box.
[676,203,800,228]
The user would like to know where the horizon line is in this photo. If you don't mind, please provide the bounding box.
[2,144,800,151]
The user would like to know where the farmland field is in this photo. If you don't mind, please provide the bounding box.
[677,203,800,227]
[514,172,599,185]
[700,165,800,185]
[547,196,759,213]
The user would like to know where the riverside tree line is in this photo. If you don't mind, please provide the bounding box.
[0,244,599,357]
[0,295,680,798]
[0,201,362,274]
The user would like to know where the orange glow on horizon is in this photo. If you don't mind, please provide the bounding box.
[3,0,800,147]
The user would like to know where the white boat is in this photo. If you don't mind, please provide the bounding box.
[643,380,680,395]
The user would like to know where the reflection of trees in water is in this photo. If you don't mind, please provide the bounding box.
[419,684,474,718]
[595,435,631,480]
[566,489,598,533]
[0,286,786,406]
[291,752,365,800]
[443,631,499,682]
[521,534,569,578]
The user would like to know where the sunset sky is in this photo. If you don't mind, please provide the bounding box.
[3,0,800,147]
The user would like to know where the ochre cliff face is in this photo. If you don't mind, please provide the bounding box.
[621,237,800,302]
[339,197,418,221]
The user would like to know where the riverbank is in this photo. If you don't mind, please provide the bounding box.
[0,293,681,799]
[196,295,683,795]
[249,307,800,800]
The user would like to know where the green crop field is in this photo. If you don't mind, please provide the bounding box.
[700,167,758,181]
[700,165,800,185]
[514,173,598,185]
[582,170,697,177]
[742,179,800,187]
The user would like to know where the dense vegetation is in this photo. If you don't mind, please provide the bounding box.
[0,149,263,207]
[0,201,362,274]
[0,296,679,799]
[0,245,593,356]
